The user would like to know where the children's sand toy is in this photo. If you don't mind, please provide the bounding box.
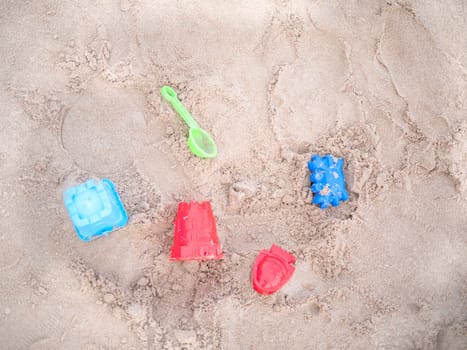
[161,85,217,158]
[63,179,128,242]
[170,201,223,260]
[308,154,349,209]
[252,245,296,295]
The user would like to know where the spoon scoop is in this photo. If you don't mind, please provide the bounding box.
[160,86,217,159]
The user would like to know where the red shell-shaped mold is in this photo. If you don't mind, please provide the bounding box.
[252,245,296,294]
[170,201,223,261]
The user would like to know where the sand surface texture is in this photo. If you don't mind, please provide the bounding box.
[1,1,466,349]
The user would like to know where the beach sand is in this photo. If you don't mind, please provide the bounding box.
[0,1,466,349]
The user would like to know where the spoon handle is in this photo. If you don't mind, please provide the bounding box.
[160,86,199,129]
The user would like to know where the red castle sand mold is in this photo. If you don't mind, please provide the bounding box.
[170,201,223,261]
[252,245,296,294]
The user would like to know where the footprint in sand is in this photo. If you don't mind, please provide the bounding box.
[62,81,191,200]
[61,82,145,175]
[268,29,360,153]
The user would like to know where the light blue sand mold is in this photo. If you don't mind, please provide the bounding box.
[63,178,128,242]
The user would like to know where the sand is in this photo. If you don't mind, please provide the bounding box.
[0,0,466,349]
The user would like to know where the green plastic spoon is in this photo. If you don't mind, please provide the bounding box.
[160,86,217,159]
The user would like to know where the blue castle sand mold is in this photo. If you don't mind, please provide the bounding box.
[63,179,128,242]
[308,154,349,209]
